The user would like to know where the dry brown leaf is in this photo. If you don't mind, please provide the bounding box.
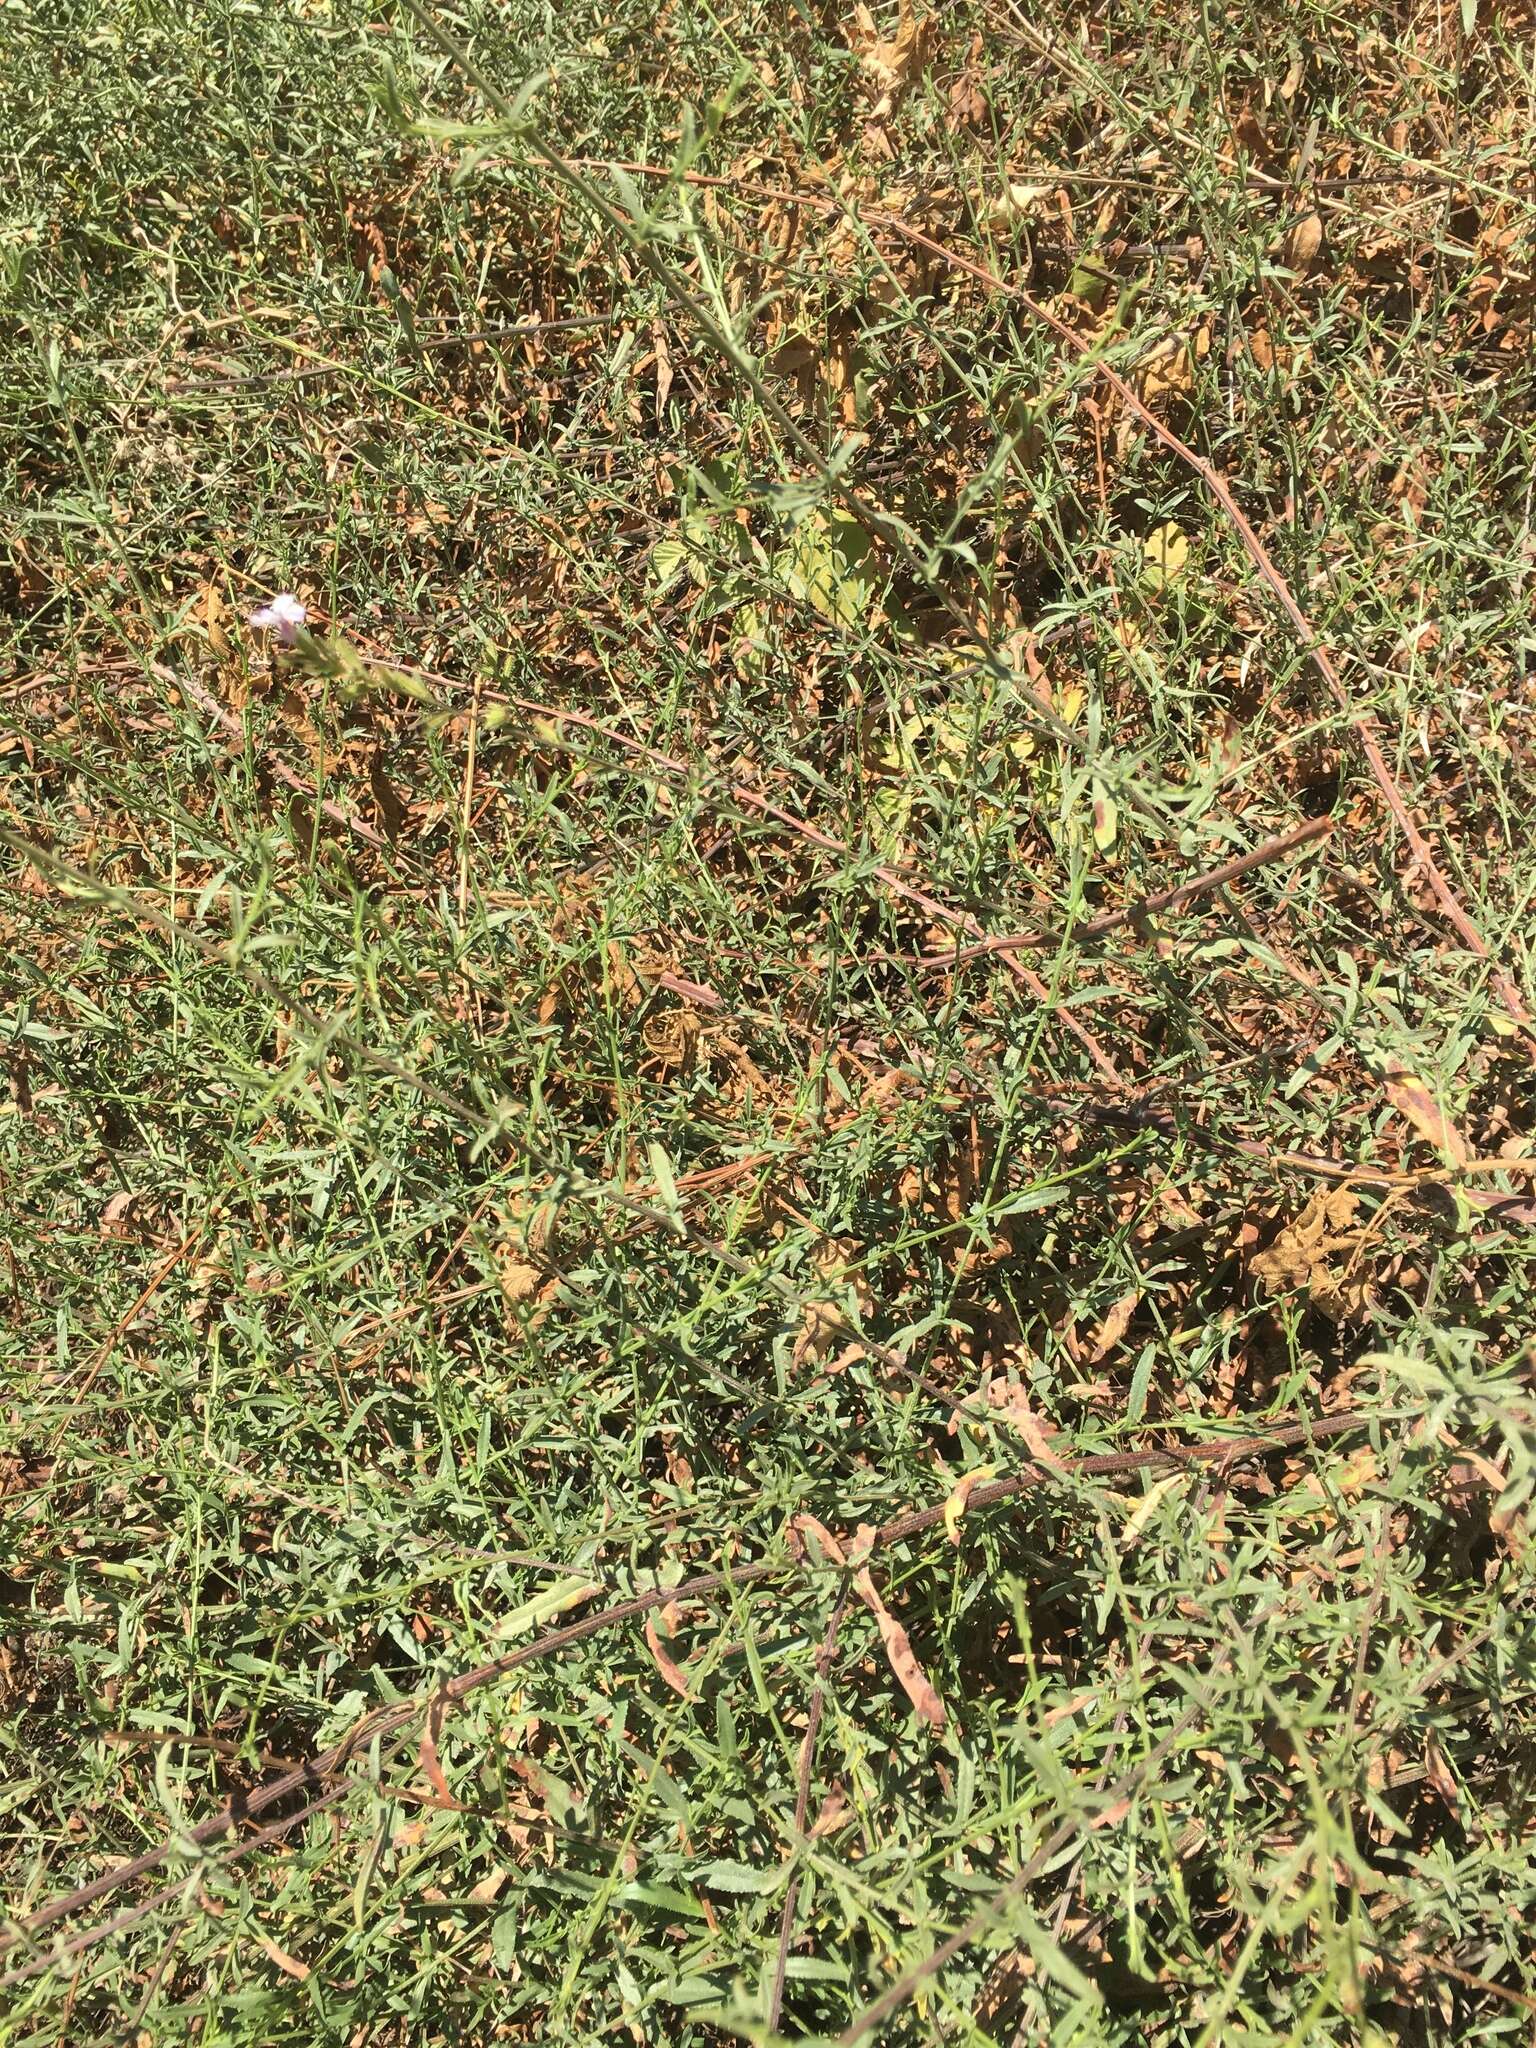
[850,1550,946,1730]
[791,1515,943,1726]
[1132,331,1200,408]
[810,1784,849,1836]
[947,32,987,130]
[992,1388,1069,1469]
[652,320,673,420]
[848,0,932,151]
[255,1929,311,1982]
[99,1190,138,1240]
[202,582,231,663]
[788,1511,848,1568]
[1085,1288,1140,1364]
[1091,1795,1134,1831]
[849,0,931,96]
[1423,1733,1459,1817]
[419,1696,451,1806]
[498,1257,544,1306]
[644,1604,692,1701]
[1281,212,1325,272]
[368,747,409,842]
[1250,1188,1376,1321]
[1376,1059,1471,1165]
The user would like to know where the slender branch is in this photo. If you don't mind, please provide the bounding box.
[925,816,1333,966]
[837,1701,1209,2043]
[767,1573,853,2033]
[0,1407,1380,1981]
[164,313,621,391]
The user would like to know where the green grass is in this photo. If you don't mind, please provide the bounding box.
[4,0,1536,2040]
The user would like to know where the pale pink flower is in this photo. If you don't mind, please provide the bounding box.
[248,592,308,646]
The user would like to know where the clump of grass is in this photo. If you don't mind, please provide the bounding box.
[3,0,1536,2041]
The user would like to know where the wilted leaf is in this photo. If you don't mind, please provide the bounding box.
[419,1694,452,1806]
[850,1550,946,1730]
[1250,1188,1375,1320]
[1280,212,1325,273]
[848,0,932,100]
[990,1387,1069,1469]
[644,1604,692,1701]
[256,1928,311,1981]
[1423,1732,1460,1816]
[943,1464,997,1544]
[1373,1057,1471,1165]
[1121,1473,1185,1548]
[1085,1288,1140,1363]
[1091,778,1119,851]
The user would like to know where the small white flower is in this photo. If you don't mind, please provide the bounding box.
[248,592,308,646]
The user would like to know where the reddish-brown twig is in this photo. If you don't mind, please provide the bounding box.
[0,1406,1377,1983]
[767,1573,854,2034]
[837,1701,1209,2043]
[921,815,1334,967]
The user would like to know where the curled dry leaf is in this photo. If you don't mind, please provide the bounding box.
[852,1566,946,1729]
[1374,1056,1471,1165]
[1423,1732,1460,1817]
[1121,1472,1185,1549]
[255,1929,311,1982]
[1280,211,1326,273]
[788,1511,848,1569]
[792,1514,944,1726]
[1250,1188,1376,1321]
[99,1190,139,1240]
[1086,1287,1140,1364]
[943,1463,997,1544]
[992,1388,1069,1470]
[851,1522,945,1730]
[419,1694,452,1806]
[849,0,932,102]
[848,0,932,153]
[644,1604,692,1701]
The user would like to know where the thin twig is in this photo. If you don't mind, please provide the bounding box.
[767,1573,854,2033]
[923,815,1333,967]
[0,1406,1380,1980]
[163,313,621,391]
[837,1701,1209,2043]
